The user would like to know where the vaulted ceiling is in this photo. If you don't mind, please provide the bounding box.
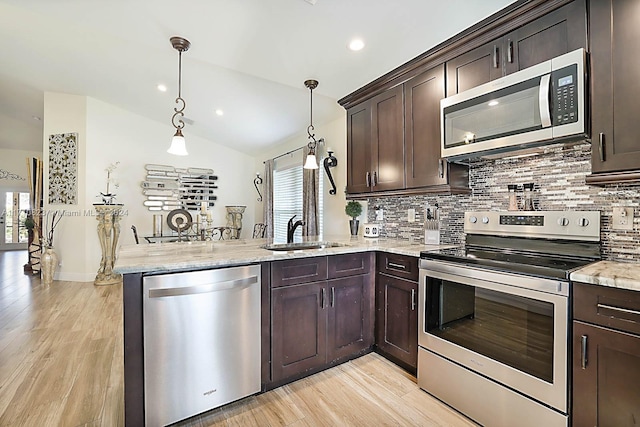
[0,0,514,154]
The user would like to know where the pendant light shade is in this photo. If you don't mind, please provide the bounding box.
[168,36,191,156]
[303,79,320,170]
[168,129,188,156]
[304,152,319,169]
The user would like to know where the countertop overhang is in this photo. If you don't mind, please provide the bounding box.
[114,235,455,275]
[570,260,640,292]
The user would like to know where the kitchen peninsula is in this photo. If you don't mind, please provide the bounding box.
[114,237,452,426]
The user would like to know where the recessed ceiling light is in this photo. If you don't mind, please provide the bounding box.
[488,100,499,106]
[215,109,224,116]
[348,39,365,51]
[157,84,167,92]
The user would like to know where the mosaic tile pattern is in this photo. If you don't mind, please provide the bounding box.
[366,142,640,262]
[48,133,78,205]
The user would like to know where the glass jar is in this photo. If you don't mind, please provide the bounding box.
[523,183,534,211]
[508,185,519,211]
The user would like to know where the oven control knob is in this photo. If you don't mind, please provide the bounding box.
[469,216,477,224]
[577,217,590,227]
[482,216,490,224]
[557,217,570,227]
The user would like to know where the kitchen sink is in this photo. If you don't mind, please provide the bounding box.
[262,242,348,251]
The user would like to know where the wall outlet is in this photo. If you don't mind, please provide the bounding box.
[375,208,384,221]
[408,208,416,223]
[612,207,634,231]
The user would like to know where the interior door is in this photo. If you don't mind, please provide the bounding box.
[0,191,30,250]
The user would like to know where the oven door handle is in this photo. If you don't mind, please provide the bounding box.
[420,263,568,298]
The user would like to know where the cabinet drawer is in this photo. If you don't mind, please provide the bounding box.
[574,282,640,335]
[271,257,328,288]
[376,252,418,282]
[328,252,371,279]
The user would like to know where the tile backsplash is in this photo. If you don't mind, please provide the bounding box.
[367,142,640,262]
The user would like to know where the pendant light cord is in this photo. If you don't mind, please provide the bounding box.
[307,84,316,147]
[172,48,186,131]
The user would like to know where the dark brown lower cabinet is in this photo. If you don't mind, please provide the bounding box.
[572,321,640,427]
[573,282,640,427]
[375,273,418,373]
[271,274,373,383]
[271,281,326,381]
[375,252,418,373]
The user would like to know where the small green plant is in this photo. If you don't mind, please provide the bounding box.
[345,201,363,220]
[24,216,35,230]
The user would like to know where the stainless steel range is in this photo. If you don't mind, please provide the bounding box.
[418,211,600,427]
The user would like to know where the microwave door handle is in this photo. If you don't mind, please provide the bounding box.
[539,74,552,128]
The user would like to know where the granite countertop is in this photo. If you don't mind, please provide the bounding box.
[114,235,456,274]
[571,261,640,292]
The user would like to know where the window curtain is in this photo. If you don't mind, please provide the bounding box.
[302,146,319,237]
[262,159,274,239]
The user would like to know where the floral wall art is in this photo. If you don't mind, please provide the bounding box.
[48,132,78,204]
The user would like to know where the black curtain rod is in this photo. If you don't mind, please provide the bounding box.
[263,146,304,164]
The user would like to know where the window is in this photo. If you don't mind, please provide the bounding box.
[273,158,323,242]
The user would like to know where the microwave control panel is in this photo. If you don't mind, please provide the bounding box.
[551,64,578,126]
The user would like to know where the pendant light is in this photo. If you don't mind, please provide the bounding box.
[303,79,320,169]
[167,36,191,156]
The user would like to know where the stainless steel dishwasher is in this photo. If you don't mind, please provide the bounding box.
[143,264,261,426]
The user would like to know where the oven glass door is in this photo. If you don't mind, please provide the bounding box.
[426,280,554,382]
[419,263,568,412]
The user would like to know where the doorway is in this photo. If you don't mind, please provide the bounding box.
[0,191,30,250]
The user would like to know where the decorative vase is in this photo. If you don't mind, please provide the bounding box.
[225,206,246,239]
[41,247,58,286]
[349,219,360,236]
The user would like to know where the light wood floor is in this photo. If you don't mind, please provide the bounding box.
[0,250,476,427]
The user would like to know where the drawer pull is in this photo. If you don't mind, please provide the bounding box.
[388,262,406,270]
[580,335,588,369]
[331,286,335,307]
[493,45,499,69]
[597,303,640,316]
[411,289,416,311]
[321,288,325,309]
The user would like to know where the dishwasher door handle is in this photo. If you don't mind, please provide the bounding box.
[148,275,258,298]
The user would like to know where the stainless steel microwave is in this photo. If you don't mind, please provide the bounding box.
[441,48,586,161]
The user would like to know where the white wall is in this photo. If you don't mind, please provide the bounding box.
[43,93,90,281]
[253,112,364,238]
[44,93,257,282]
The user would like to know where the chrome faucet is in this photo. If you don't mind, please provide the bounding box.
[287,215,305,243]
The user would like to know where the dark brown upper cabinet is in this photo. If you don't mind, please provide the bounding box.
[405,65,467,189]
[346,87,405,194]
[587,0,640,184]
[346,66,468,196]
[371,86,405,191]
[346,102,373,194]
[446,0,586,96]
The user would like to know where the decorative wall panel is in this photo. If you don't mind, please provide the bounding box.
[48,133,78,204]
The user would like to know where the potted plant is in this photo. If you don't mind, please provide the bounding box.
[345,201,363,236]
[23,214,36,274]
